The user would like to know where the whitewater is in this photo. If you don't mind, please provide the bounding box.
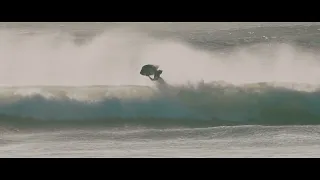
[1,22,320,157]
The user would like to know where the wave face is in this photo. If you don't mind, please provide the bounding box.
[0,82,320,127]
[1,23,320,128]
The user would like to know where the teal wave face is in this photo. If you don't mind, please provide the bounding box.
[0,83,319,128]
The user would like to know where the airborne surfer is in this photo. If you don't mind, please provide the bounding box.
[140,64,163,81]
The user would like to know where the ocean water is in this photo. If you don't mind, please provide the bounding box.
[1,22,320,157]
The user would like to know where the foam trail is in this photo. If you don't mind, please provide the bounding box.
[0,29,320,87]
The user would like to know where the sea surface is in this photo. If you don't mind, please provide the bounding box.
[1,22,320,157]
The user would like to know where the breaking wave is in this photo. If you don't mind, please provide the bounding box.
[0,27,320,128]
[1,81,320,128]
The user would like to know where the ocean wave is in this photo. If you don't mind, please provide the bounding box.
[0,82,320,128]
[1,26,320,128]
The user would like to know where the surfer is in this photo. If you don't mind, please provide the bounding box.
[140,64,163,81]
